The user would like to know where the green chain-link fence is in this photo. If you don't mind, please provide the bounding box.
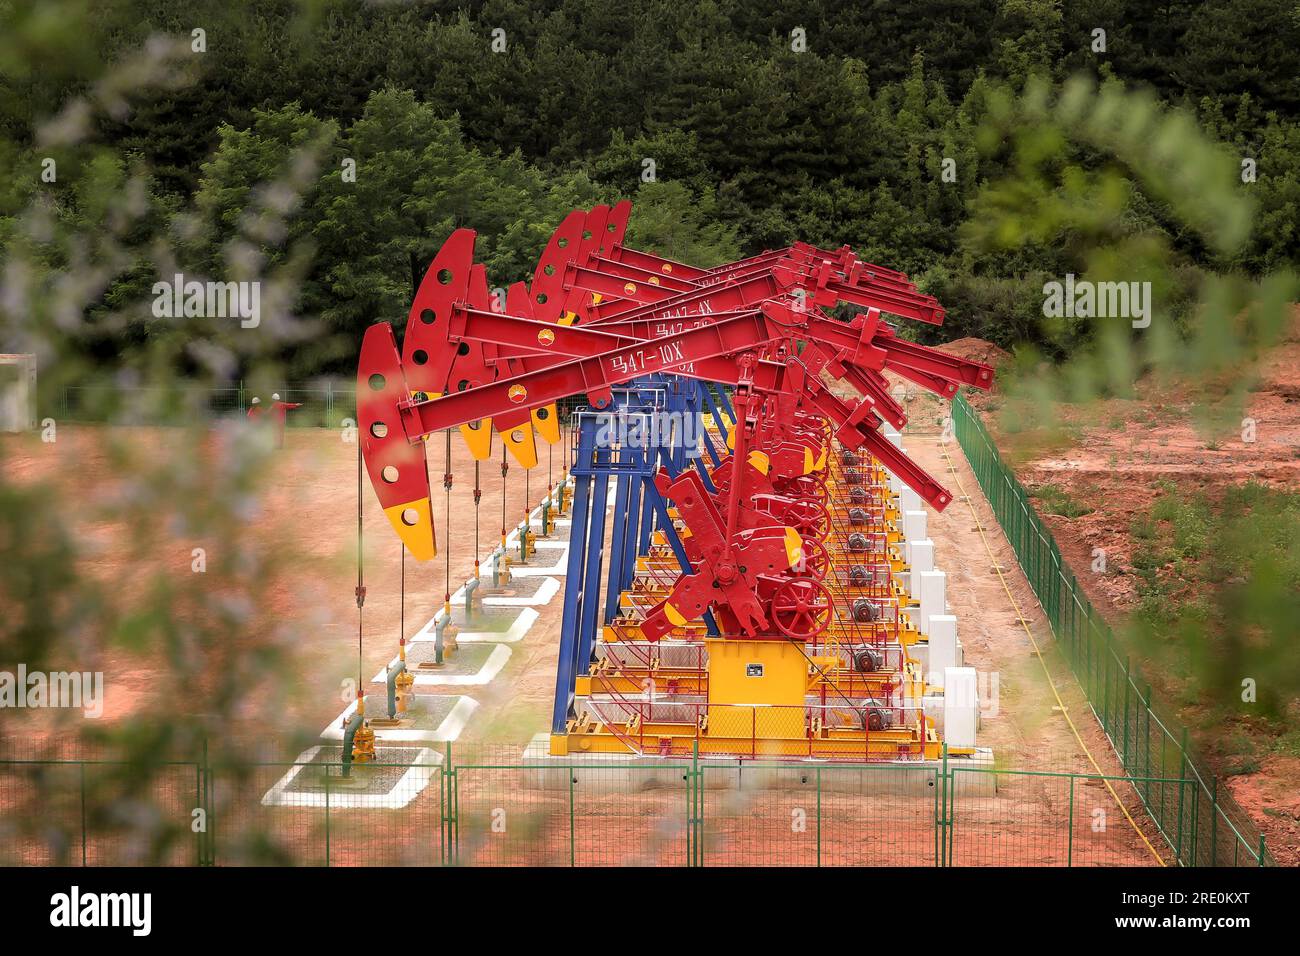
[2,390,1271,868]
[58,383,357,428]
[0,741,1246,866]
[951,392,1272,867]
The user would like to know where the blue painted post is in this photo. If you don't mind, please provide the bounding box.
[637,443,661,548]
[623,450,645,587]
[711,381,735,426]
[553,379,727,733]
[550,416,597,734]
[616,445,648,598]
[693,453,718,492]
[576,443,612,669]
[698,379,726,435]
[604,461,633,621]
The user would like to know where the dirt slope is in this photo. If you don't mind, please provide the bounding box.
[944,316,1300,865]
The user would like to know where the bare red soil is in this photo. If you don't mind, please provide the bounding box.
[932,317,1300,865]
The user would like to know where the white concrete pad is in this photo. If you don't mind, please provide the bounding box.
[919,570,947,635]
[927,614,959,687]
[899,487,922,514]
[909,539,934,597]
[260,746,441,809]
[509,547,571,577]
[944,667,978,748]
[480,577,561,606]
[418,607,539,646]
[371,643,512,687]
[901,509,927,561]
[321,695,478,744]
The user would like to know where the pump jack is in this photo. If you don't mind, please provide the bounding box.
[357,202,993,760]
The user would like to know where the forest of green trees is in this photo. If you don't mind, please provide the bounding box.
[2,2,1298,864]
[3,0,1299,382]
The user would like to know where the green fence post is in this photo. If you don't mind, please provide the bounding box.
[200,736,213,867]
[324,763,331,867]
[453,743,460,864]
[940,743,950,867]
[568,765,576,867]
[933,763,941,867]
[193,759,202,866]
[1083,612,1092,699]
[442,740,456,866]
[1067,775,1075,867]
[1258,835,1266,867]
[1210,777,1218,867]
[1073,583,1082,669]
[684,747,692,867]
[696,742,704,867]
[1102,645,1112,734]
[1188,773,1200,868]
[1046,552,1055,627]
[79,762,87,866]
[816,767,822,868]
[193,749,212,867]
[1175,727,1188,865]
[1072,580,1081,667]
[1122,657,1131,773]
[689,740,701,867]
[440,743,448,866]
[1142,682,1153,809]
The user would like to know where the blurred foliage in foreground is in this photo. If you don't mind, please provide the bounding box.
[961,74,1300,753]
[967,75,1297,435]
[1,1,1298,861]
[0,9,335,863]
[4,0,1300,380]
[1127,482,1300,758]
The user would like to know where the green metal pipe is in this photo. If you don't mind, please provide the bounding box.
[386,661,407,719]
[340,711,363,778]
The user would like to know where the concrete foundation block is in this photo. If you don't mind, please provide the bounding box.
[918,570,947,635]
[519,736,999,795]
[944,667,978,748]
[922,693,945,733]
[899,487,922,514]
[901,509,927,561]
[927,615,959,687]
[908,539,934,597]
[519,734,700,791]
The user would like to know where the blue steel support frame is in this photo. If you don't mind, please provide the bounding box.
[710,381,736,426]
[551,415,599,734]
[695,388,724,470]
[576,443,611,674]
[604,445,638,619]
[550,376,721,734]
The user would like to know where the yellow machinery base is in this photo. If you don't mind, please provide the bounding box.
[555,637,954,761]
[549,726,958,761]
